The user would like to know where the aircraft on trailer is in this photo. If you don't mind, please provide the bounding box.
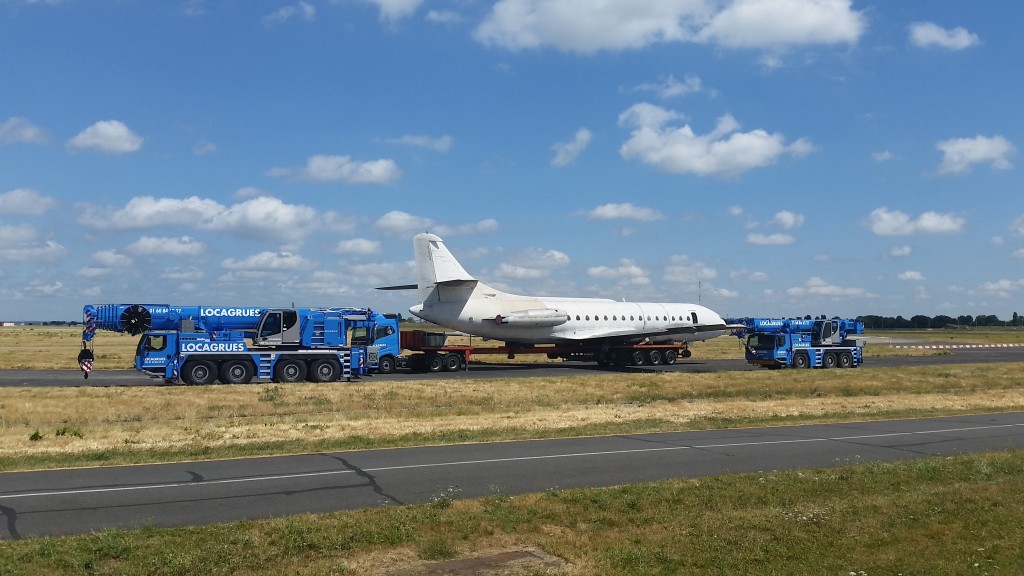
[382,233,732,351]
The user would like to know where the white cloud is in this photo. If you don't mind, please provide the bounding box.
[496,263,546,279]
[633,74,704,99]
[977,279,1024,297]
[587,259,650,286]
[426,10,462,24]
[222,251,312,271]
[618,103,813,177]
[727,205,744,217]
[0,239,66,262]
[551,128,592,167]
[274,154,401,184]
[936,135,1015,175]
[127,236,206,257]
[92,249,132,267]
[909,21,980,50]
[897,271,925,282]
[506,248,571,271]
[584,203,664,222]
[0,188,58,214]
[710,287,738,298]
[0,117,48,144]
[663,254,717,285]
[375,211,435,235]
[80,196,225,229]
[335,238,382,256]
[866,207,965,236]
[770,210,804,229]
[363,0,423,22]
[435,219,500,237]
[193,141,217,156]
[210,196,319,244]
[1013,249,1024,260]
[67,120,143,155]
[474,0,865,54]
[161,266,205,282]
[698,0,866,49]
[1012,216,1024,236]
[746,233,794,245]
[872,150,893,163]
[786,276,871,298]
[77,195,328,246]
[385,134,454,152]
[263,2,315,25]
[889,244,912,258]
[233,186,268,200]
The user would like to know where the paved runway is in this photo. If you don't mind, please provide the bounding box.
[2,412,1023,539]
[2,345,1023,387]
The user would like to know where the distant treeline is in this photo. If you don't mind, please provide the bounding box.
[856,313,1023,329]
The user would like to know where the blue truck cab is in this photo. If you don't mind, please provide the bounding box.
[734,317,866,369]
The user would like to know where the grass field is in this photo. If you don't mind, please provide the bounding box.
[1,325,1023,574]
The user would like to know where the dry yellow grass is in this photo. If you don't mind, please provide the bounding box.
[4,363,1022,463]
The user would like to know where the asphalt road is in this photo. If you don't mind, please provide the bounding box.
[2,412,1022,539]
[3,346,1023,387]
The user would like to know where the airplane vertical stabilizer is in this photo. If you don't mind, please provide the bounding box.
[414,233,477,303]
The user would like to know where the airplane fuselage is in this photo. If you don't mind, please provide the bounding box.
[397,232,730,347]
[410,291,727,344]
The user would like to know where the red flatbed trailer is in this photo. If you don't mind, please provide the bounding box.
[398,330,691,372]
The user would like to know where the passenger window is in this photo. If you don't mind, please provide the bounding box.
[576,315,581,321]
[586,315,590,321]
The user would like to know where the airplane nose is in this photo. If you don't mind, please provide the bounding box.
[409,304,423,318]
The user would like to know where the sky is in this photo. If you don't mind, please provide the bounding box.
[1,0,1021,323]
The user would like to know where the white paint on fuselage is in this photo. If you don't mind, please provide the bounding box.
[411,294,727,344]
[405,232,729,345]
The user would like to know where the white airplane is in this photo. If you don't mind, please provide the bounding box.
[385,233,731,363]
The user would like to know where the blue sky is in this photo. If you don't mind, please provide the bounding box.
[1,0,1021,322]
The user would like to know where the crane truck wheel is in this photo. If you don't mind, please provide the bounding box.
[310,358,342,382]
[377,355,396,374]
[647,350,663,365]
[630,350,646,366]
[274,358,308,383]
[427,354,444,373]
[663,349,678,365]
[182,360,217,386]
[220,360,254,384]
[822,352,838,369]
[838,351,853,369]
[442,353,462,372]
[792,353,810,369]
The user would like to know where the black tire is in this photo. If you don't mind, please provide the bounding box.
[792,353,809,369]
[182,360,216,385]
[274,358,307,383]
[681,349,692,359]
[838,351,853,369]
[822,352,838,369]
[220,360,254,384]
[443,353,462,372]
[630,350,646,366]
[377,355,396,374]
[310,358,342,382]
[663,349,678,365]
[647,350,663,365]
[427,354,444,373]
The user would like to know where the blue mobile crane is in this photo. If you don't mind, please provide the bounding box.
[730,317,866,369]
[81,304,404,384]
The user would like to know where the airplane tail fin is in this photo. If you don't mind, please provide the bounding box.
[414,233,478,303]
